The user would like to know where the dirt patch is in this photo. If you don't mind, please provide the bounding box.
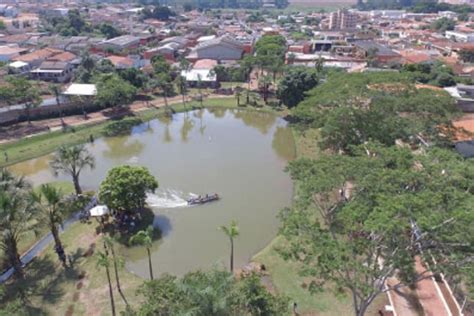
[76,281,83,290]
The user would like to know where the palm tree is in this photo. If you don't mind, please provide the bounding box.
[103,236,128,306]
[129,226,154,280]
[197,74,204,108]
[258,75,272,104]
[219,220,239,272]
[96,251,116,316]
[0,169,36,279]
[50,145,95,195]
[235,89,242,107]
[34,184,67,267]
[49,83,63,119]
[175,75,188,112]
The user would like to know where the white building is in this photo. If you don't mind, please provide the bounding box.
[445,30,474,43]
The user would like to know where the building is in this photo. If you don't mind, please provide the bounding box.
[30,61,74,83]
[353,41,401,64]
[445,31,474,43]
[445,84,474,112]
[187,36,244,61]
[0,45,27,62]
[181,59,217,88]
[95,35,140,53]
[329,10,357,30]
[0,5,19,18]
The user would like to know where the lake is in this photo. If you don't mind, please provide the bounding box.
[10,108,295,278]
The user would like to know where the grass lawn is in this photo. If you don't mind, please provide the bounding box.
[2,220,144,315]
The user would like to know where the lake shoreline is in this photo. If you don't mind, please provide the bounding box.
[0,97,286,168]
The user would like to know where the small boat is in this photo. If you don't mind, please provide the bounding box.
[187,193,220,205]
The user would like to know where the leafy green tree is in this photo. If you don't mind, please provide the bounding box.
[99,23,122,39]
[0,169,36,278]
[118,68,149,89]
[459,48,474,63]
[258,75,272,104]
[96,250,116,316]
[137,269,288,315]
[280,143,474,316]
[95,74,137,108]
[98,165,158,213]
[431,17,455,32]
[293,71,459,152]
[0,20,6,30]
[277,66,319,108]
[219,220,239,272]
[129,226,155,280]
[34,184,67,267]
[4,76,41,124]
[50,145,95,195]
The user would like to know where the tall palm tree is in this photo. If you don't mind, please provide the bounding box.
[103,236,128,306]
[96,250,116,316]
[129,226,154,280]
[50,145,95,195]
[258,75,272,104]
[235,89,242,107]
[219,220,239,272]
[49,83,63,119]
[175,75,188,112]
[0,169,36,279]
[34,184,67,267]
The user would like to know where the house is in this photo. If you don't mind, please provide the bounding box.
[106,55,139,69]
[444,84,474,112]
[445,30,474,43]
[187,36,244,62]
[0,45,27,62]
[95,35,140,53]
[353,41,401,64]
[7,60,30,74]
[0,5,19,18]
[30,61,74,83]
[12,48,65,68]
[181,59,217,88]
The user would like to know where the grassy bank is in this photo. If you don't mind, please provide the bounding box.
[0,97,271,168]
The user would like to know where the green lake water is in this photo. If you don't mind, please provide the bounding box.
[10,109,295,278]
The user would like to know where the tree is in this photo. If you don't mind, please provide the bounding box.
[175,75,188,111]
[0,20,6,30]
[49,83,63,120]
[129,226,155,280]
[235,88,242,106]
[96,251,116,316]
[0,169,36,278]
[95,74,137,108]
[137,269,289,315]
[258,75,272,104]
[277,66,319,108]
[431,17,455,32]
[99,23,122,39]
[34,184,67,267]
[293,71,459,152]
[280,143,474,316]
[50,145,95,195]
[4,76,41,124]
[118,68,149,89]
[98,165,158,213]
[219,220,239,272]
[459,48,474,63]
[103,236,128,306]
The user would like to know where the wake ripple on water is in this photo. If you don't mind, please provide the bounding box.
[146,189,197,209]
